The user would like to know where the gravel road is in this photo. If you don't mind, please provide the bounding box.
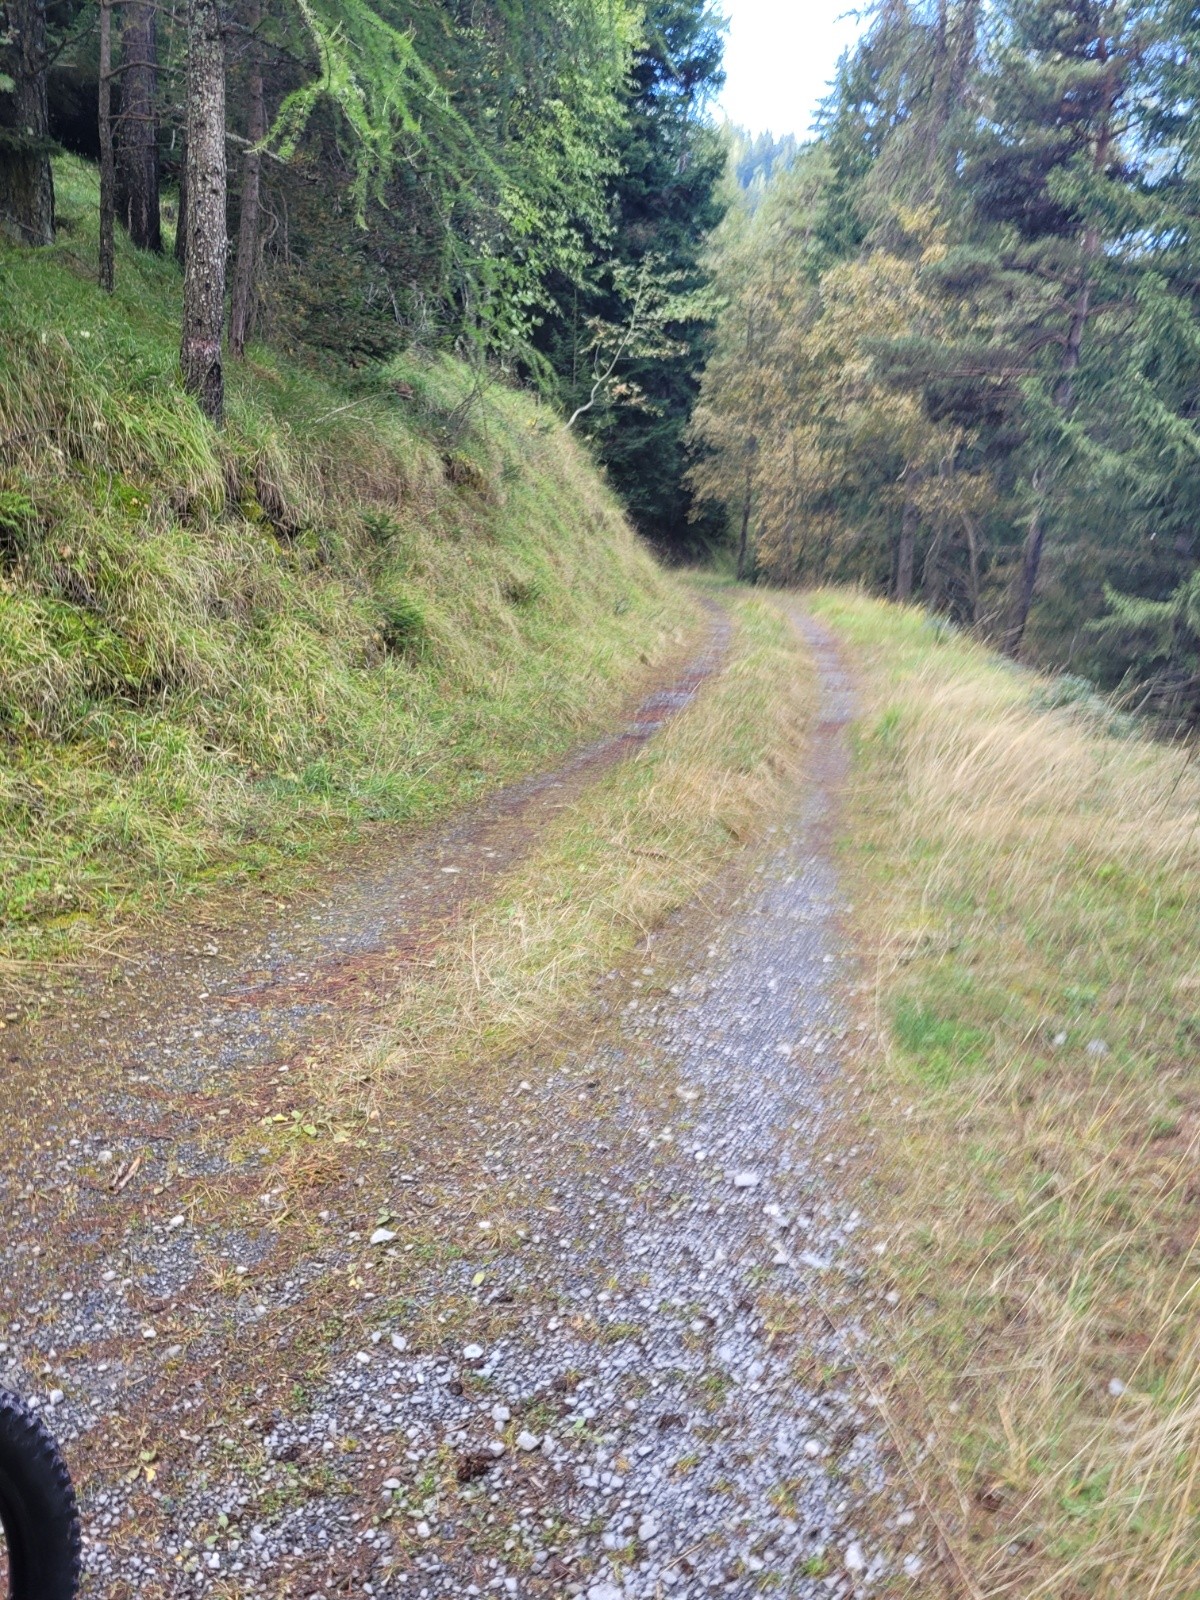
[1,603,927,1598]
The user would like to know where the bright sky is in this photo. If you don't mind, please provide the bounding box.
[716,1,865,140]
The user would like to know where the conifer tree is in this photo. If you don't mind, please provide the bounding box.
[964,0,1159,653]
[536,0,728,549]
[0,0,55,243]
[116,0,162,253]
[693,0,1200,706]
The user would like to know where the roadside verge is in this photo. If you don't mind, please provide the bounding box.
[813,588,1200,1600]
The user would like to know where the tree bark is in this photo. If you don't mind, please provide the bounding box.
[98,0,115,290]
[895,495,918,601]
[174,139,187,266]
[783,435,800,583]
[1054,272,1092,409]
[117,0,162,253]
[963,515,981,625]
[0,0,55,245]
[180,0,227,423]
[228,0,265,359]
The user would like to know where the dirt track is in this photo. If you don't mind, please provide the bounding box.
[1,603,928,1598]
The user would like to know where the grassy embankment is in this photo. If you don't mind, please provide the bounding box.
[814,591,1200,1599]
[0,157,693,967]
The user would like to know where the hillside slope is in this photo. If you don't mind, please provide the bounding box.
[0,159,691,960]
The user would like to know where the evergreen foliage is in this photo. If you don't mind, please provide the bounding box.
[1,0,733,551]
[692,0,1200,717]
[534,0,728,551]
[726,126,800,202]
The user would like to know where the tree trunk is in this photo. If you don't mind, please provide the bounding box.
[174,140,188,266]
[782,436,799,583]
[117,0,162,253]
[963,515,981,625]
[922,526,947,610]
[736,460,754,581]
[98,0,115,290]
[1002,493,1045,658]
[229,0,265,359]
[0,0,55,245]
[180,0,227,423]
[895,496,918,601]
[1054,272,1092,409]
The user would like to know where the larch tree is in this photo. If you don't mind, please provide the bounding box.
[688,153,829,577]
[692,0,1200,703]
[180,0,227,422]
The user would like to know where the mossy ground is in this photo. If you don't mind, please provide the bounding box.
[0,156,692,963]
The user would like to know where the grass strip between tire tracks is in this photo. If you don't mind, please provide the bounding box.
[306,584,814,1117]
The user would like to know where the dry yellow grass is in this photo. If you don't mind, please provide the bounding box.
[812,590,1200,1598]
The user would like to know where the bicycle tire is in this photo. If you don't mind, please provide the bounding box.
[0,1389,81,1599]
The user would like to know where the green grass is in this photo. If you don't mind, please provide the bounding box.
[812,589,1200,1599]
[0,156,693,961]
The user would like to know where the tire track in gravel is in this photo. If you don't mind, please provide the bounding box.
[3,601,929,1599]
[0,612,731,1579]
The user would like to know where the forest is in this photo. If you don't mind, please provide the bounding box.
[693,0,1200,721]
[8,0,1200,721]
[1,0,725,539]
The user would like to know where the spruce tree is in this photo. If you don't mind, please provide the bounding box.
[536,0,727,550]
[965,0,1161,654]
